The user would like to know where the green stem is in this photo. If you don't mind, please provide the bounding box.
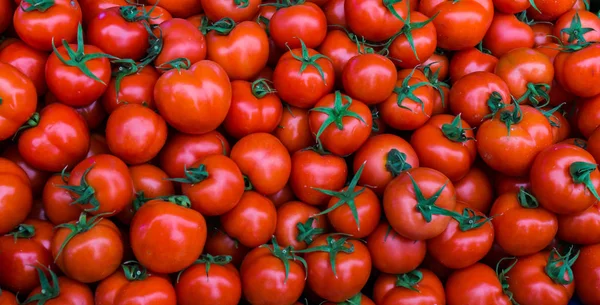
[201,17,237,35]
[167,164,209,184]
[7,223,36,242]
[286,38,331,85]
[570,162,600,201]
[441,114,472,143]
[393,68,432,115]
[58,165,101,212]
[22,265,60,304]
[545,247,579,285]
[406,173,458,222]
[122,261,149,281]
[155,57,191,73]
[560,12,595,45]
[496,257,519,304]
[517,187,539,208]
[499,101,523,136]
[292,235,354,277]
[54,212,111,262]
[20,0,55,12]
[251,78,276,99]
[310,91,367,145]
[296,217,324,245]
[395,270,423,292]
[176,254,232,283]
[386,149,412,177]
[261,236,307,283]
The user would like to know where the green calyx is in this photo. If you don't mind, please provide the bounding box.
[574,138,588,149]
[20,0,55,12]
[496,257,519,304]
[393,0,438,61]
[293,235,354,277]
[154,195,193,208]
[287,38,331,85]
[132,191,151,212]
[569,162,600,201]
[545,247,580,285]
[517,187,540,208]
[13,112,40,140]
[156,57,191,73]
[395,270,423,292]
[168,164,210,184]
[393,68,431,115]
[313,162,368,229]
[386,149,412,177]
[252,78,276,99]
[483,91,507,120]
[262,0,305,8]
[382,0,406,23]
[201,17,237,36]
[406,173,455,222]
[310,90,367,145]
[517,82,550,106]
[52,23,118,84]
[261,236,307,283]
[112,59,139,102]
[528,0,542,14]
[54,212,109,262]
[453,208,490,232]
[477,40,493,55]
[122,261,149,281]
[22,265,60,305]
[7,223,36,242]
[561,12,595,46]
[139,24,163,68]
[538,103,565,128]
[58,165,102,212]
[371,107,381,133]
[119,5,151,22]
[421,62,449,108]
[176,254,232,283]
[296,217,325,245]
[441,114,473,143]
[336,293,363,305]
[499,101,523,136]
[234,0,250,8]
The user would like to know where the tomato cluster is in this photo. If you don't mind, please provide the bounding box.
[1,0,600,304]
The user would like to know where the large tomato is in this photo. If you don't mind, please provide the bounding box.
[379,269,445,305]
[23,267,93,305]
[274,201,328,250]
[482,13,534,57]
[445,262,513,305]
[176,255,241,305]
[0,40,48,96]
[341,53,397,105]
[344,0,408,42]
[367,221,426,274]
[573,243,600,305]
[557,203,600,245]
[317,29,363,83]
[0,289,17,305]
[553,10,600,45]
[101,64,160,114]
[154,18,206,66]
[0,62,37,141]
[554,44,600,98]
[220,191,277,248]
[269,2,327,49]
[273,106,313,154]
[448,47,498,83]
[42,175,81,225]
[454,166,494,214]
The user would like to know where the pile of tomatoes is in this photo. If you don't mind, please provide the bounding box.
[2,0,600,304]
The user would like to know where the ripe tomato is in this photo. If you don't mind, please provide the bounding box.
[483,13,535,57]
[555,43,600,98]
[2,146,49,197]
[576,93,600,138]
[86,133,110,158]
[448,47,498,83]
[454,166,494,214]
[308,91,372,156]
[267,183,295,207]
[411,114,477,182]
[223,79,282,139]
[130,197,207,274]
[273,106,313,154]
[0,220,54,294]
[13,0,82,51]
[0,0,12,34]
[421,51,450,80]
[204,227,250,267]
[323,294,374,305]
[0,289,17,305]
[379,269,445,305]
[388,10,438,69]
[274,201,328,250]
[342,53,398,105]
[317,29,363,84]
[146,0,201,18]
[42,175,81,225]
[345,0,408,42]
[273,42,334,109]
[494,172,531,195]
[101,64,160,114]
[79,0,126,24]
[531,23,556,46]
[176,255,242,305]
[352,134,419,196]
[201,0,260,22]
[383,167,457,240]
[269,2,327,49]
[0,62,37,141]
[155,60,231,134]
[105,104,167,165]
[527,0,577,21]
[230,132,291,195]
[554,10,600,45]
[489,188,558,256]
[445,263,513,305]
[573,243,600,305]
[367,221,426,274]
[303,235,371,302]
[323,0,346,26]
[52,215,123,283]
[0,40,48,96]
[476,104,553,177]
[23,267,94,305]
[154,18,206,67]
[221,191,277,248]
[493,0,532,13]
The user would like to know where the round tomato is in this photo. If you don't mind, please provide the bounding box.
[531,23,556,46]
[201,0,260,22]
[323,0,346,26]
[527,0,577,21]
[42,175,81,225]
[448,47,498,83]
[273,106,313,154]
[554,9,600,45]
[317,29,363,83]
[274,201,328,250]
[380,269,445,305]
[388,9,438,69]
[204,227,250,267]
[0,158,32,235]
[220,191,277,248]
[576,93,600,138]
[0,289,18,305]
[145,0,201,18]
[345,0,408,42]
[2,146,49,196]
[367,221,426,274]
[269,2,327,49]
[101,64,160,114]
[0,62,37,141]
[267,184,296,207]
[483,13,534,57]
[555,43,600,98]
[154,18,206,66]
[23,267,93,305]
[454,166,494,214]
[0,40,48,96]
[445,262,513,305]
[342,53,398,105]
[573,243,600,305]
[176,255,241,305]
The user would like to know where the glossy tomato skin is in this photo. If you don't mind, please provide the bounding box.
[325,182,381,238]
[204,227,250,267]
[493,0,531,13]
[130,199,207,274]
[24,276,94,305]
[345,0,407,42]
[0,62,37,141]
[42,175,81,225]
[101,65,160,114]
[230,133,291,195]
[367,221,426,274]
[483,13,534,57]
[105,104,167,165]
[558,205,600,246]
[0,290,18,305]
[146,0,201,18]
[289,149,347,206]
[527,0,577,21]
[201,0,260,22]
[380,269,445,305]
[95,268,176,305]
[0,0,12,33]
[554,9,600,45]
[383,167,457,240]
[267,184,295,207]
[273,106,313,154]
[305,235,371,302]
[454,166,494,214]
[79,0,126,24]
[555,44,600,98]
[18,103,90,172]
[445,263,512,305]
[342,54,398,105]
[389,11,438,69]
[576,94,600,138]
[269,2,327,49]
[155,60,231,134]
[0,40,48,96]
[2,146,49,197]
[573,244,600,305]
[318,29,362,84]
[220,191,277,248]
[448,47,498,83]
[154,18,206,66]
[176,259,241,305]
[86,133,109,158]
[352,134,419,196]
[13,0,82,51]
[274,201,328,250]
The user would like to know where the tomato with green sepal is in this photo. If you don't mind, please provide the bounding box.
[268,1,327,49]
[0,40,48,96]
[0,62,37,141]
[342,53,398,106]
[42,174,81,225]
[154,18,207,66]
[344,0,408,42]
[553,10,600,45]
[367,221,426,275]
[387,7,438,69]
[101,63,160,114]
[482,13,535,57]
[445,262,514,305]
[176,255,241,305]
[274,201,328,251]
[379,269,446,305]
[273,105,313,154]
[201,0,260,22]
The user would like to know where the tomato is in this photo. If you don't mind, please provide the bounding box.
[324,0,345,23]
[86,133,110,158]
[531,23,556,46]
[267,184,296,207]
[379,269,445,305]
[454,166,494,214]
[145,0,201,18]
[367,221,426,274]
[476,103,553,177]
[448,47,498,83]
[383,167,457,240]
[494,172,531,195]
[2,146,49,197]
[13,0,82,52]
[95,261,176,305]
[273,106,313,154]
[419,0,493,50]
[223,79,282,139]
[155,60,231,134]
[79,0,126,24]
[379,69,434,131]
[0,62,37,141]
[342,53,398,105]
[352,134,419,196]
[0,158,32,235]
[323,294,375,305]
[289,147,347,205]
[483,13,534,57]
[507,249,576,305]
[318,30,359,83]
[489,188,558,256]
[221,191,277,248]
[206,20,269,80]
[86,6,150,60]
[204,227,250,267]
[154,18,206,67]
[554,9,600,46]
[345,0,407,42]
[42,174,81,225]
[421,51,450,81]
[0,289,18,305]
[274,201,328,250]
[269,2,327,49]
[176,255,241,305]
[131,197,207,274]
[0,0,12,33]
[0,220,54,294]
[420,62,450,115]
[144,4,172,25]
[555,44,600,98]
[573,243,600,305]
[527,0,577,21]
[101,64,160,114]
[201,0,260,22]
[445,262,513,305]
[273,42,334,109]
[230,132,291,195]
[0,40,48,96]
[23,267,94,305]
[388,10,438,69]
[303,235,371,302]
[576,94,600,138]
[51,214,123,283]
[493,0,531,13]
[159,131,230,179]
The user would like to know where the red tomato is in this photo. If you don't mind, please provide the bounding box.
[0,0,12,33]
[269,2,327,49]
[448,47,498,83]
[555,43,600,98]
[323,0,346,26]
[317,29,361,83]
[176,255,242,305]
[146,0,201,18]
[130,197,207,274]
[221,191,277,248]
[154,60,231,134]
[23,267,94,305]
[342,53,398,105]
[267,184,296,207]
[445,263,513,305]
[79,0,126,24]
[345,0,408,42]
[0,40,48,96]
[380,269,445,305]
[201,0,260,22]
[274,201,328,250]
[0,62,37,141]
[531,23,556,46]
[273,106,313,154]
[86,133,110,158]
[42,175,81,225]
[0,289,18,305]
[367,221,426,274]
[204,227,250,267]
[383,167,457,240]
[454,166,494,214]
[483,13,535,57]
[493,0,531,13]
[154,18,206,67]
[554,10,600,45]
[527,0,577,21]
[2,146,49,197]
[573,244,600,305]
[421,63,451,115]
[421,51,450,80]
[388,10,438,69]
[576,93,600,138]
[101,64,160,114]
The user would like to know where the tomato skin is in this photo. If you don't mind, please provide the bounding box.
[159,131,230,179]
[42,175,81,225]
[389,11,438,69]
[230,133,291,196]
[2,146,49,197]
[86,133,110,158]
[130,199,207,274]
[576,94,600,138]
[483,13,535,57]
[154,19,206,67]
[0,0,12,33]
[13,0,82,51]
[267,184,296,208]
[490,191,558,256]
[305,235,371,303]
[101,65,160,114]
[0,40,48,96]
[449,47,498,83]
[318,30,362,85]
[325,183,381,238]
[345,0,407,42]
[323,0,346,27]
[367,221,426,274]
[95,268,177,305]
[201,0,260,22]
[176,260,241,305]
[380,269,445,305]
[573,244,600,305]
[445,263,512,305]
[154,60,231,134]
[0,290,18,305]
[0,62,37,141]
[273,106,313,154]
[223,80,283,139]
[454,166,494,214]
[383,167,457,240]
[421,52,450,81]
[146,0,201,18]
[204,227,250,267]
[24,276,94,305]
[269,2,327,49]
[555,44,600,98]
[493,0,530,13]
[527,0,577,21]
[352,134,419,196]
[274,201,327,250]
[79,0,126,24]
[342,54,398,105]
[221,191,277,248]
[531,23,555,47]
[289,149,347,206]
[507,251,575,305]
